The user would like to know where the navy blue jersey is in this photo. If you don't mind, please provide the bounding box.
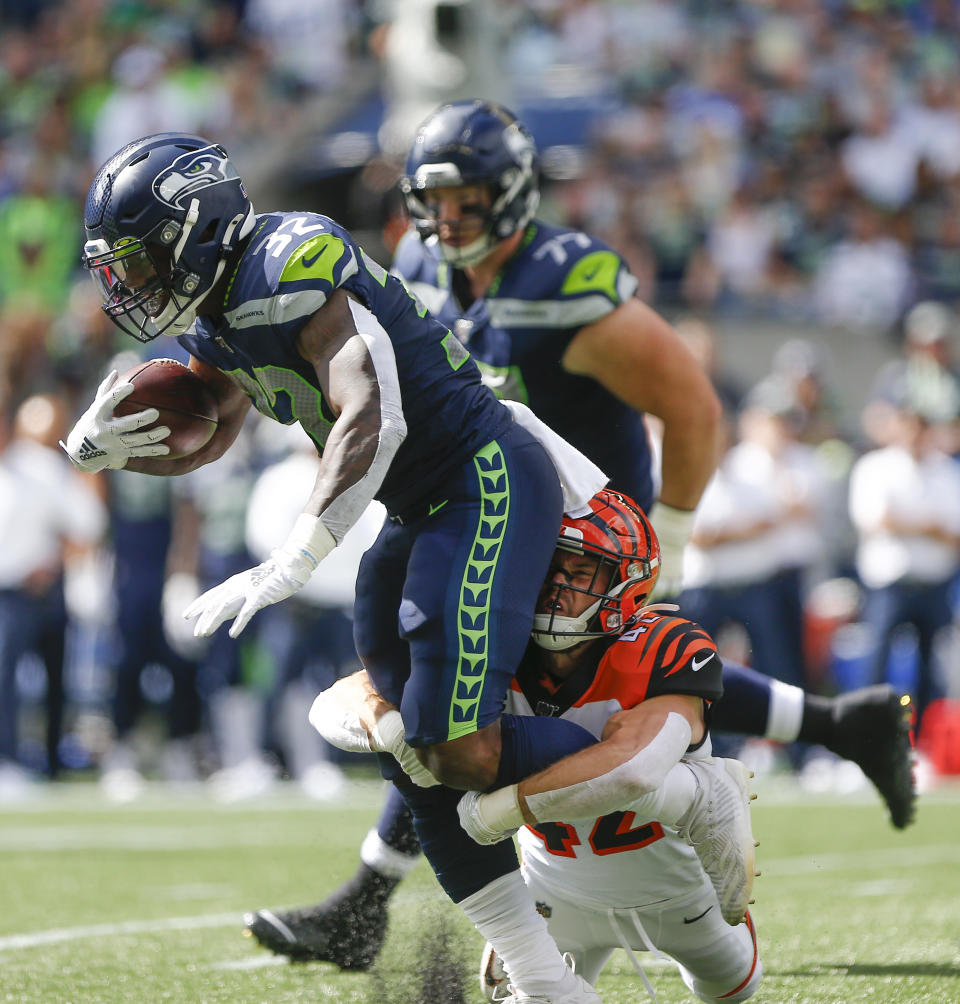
[392,222,655,510]
[179,212,510,516]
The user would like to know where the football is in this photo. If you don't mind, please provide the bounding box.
[114,357,219,459]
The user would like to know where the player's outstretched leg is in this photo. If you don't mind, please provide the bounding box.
[243,860,400,968]
[244,789,420,966]
[676,758,759,927]
[821,684,916,829]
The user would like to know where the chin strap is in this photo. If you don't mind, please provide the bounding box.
[161,202,256,337]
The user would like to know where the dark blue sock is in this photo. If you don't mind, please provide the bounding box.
[494,712,597,788]
[388,715,596,903]
[713,660,773,734]
[396,775,520,902]
[376,784,421,856]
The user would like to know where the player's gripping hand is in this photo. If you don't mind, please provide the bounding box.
[184,548,311,639]
[458,787,523,845]
[308,673,439,787]
[61,370,170,473]
[184,514,336,639]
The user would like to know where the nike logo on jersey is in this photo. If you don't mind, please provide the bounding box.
[690,652,713,672]
[428,499,449,516]
[301,247,325,268]
[682,905,713,924]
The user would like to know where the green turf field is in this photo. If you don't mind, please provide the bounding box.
[1,770,958,1003]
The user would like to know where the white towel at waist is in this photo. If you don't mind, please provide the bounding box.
[503,400,608,514]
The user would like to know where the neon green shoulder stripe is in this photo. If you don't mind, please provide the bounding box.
[561,249,621,302]
[280,234,348,285]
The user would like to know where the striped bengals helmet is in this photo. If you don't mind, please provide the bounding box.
[532,489,661,651]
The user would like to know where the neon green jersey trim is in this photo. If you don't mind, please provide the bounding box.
[448,440,510,739]
[561,249,621,302]
[280,233,348,285]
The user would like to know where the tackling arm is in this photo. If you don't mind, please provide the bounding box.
[457,694,704,843]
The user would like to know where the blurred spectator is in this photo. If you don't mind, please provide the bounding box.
[863,300,960,449]
[840,94,918,211]
[672,315,744,416]
[170,417,277,804]
[812,201,913,332]
[702,185,780,309]
[243,0,355,96]
[90,44,222,169]
[681,408,801,688]
[245,430,385,801]
[98,458,204,801]
[770,338,848,448]
[0,157,80,316]
[848,380,960,729]
[684,378,833,692]
[0,391,106,798]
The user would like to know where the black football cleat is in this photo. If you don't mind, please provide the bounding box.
[826,684,916,829]
[243,864,398,969]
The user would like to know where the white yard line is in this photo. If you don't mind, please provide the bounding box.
[0,913,241,952]
[1,844,955,955]
[0,824,326,851]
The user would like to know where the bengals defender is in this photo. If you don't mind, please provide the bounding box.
[468,494,761,1003]
[312,490,761,1003]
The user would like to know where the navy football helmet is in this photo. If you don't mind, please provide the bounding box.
[83,133,256,342]
[400,100,539,267]
[532,489,661,651]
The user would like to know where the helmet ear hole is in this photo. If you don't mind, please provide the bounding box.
[197,219,219,244]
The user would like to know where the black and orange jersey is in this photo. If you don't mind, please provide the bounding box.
[508,611,723,731]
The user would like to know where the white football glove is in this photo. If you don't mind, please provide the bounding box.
[308,683,439,787]
[61,370,170,473]
[647,501,695,601]
[183,514,336,639]
[369,711,440,788]
[457,786,523,845]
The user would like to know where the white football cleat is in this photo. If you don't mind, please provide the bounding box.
[677,756,758,926]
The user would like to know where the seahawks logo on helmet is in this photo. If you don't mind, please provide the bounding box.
[152,145,242,210]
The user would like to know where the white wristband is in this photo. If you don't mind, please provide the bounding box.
[648,501,695,554]
[282,513,337,571]
[369,709,407,754]
[371,710,439,787]
[476,784,523,834]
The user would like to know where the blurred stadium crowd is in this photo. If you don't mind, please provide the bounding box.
[1,0,960,801]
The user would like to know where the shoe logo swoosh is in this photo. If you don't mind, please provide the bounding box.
[682,905,713,924]
[301,248,324,268]
[690,652,712,672]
